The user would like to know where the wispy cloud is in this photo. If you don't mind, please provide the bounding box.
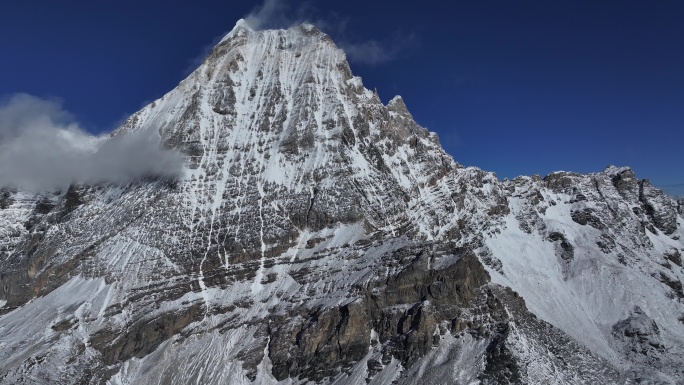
[339,40,396,65]
[242,0,408,66]
[341,32,418,66]
[242,0,337,31]
[244,0,293,30]
[0,94,183,192]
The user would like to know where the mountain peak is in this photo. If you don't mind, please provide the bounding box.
[218,18,254,44]
[299,23,318,33]
[3,18,682,385]
[220,19,328,46]
[118,15,447,209]
[234,18,252,30]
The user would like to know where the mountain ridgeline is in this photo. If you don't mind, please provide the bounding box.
[1,20,683,384]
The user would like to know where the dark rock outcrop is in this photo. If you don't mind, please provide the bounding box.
[639,179,678,235]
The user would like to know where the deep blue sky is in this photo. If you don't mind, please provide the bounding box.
[1,1,682,192]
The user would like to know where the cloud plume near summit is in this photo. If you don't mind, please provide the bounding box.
[0,94,184,192]
[242,0,402,67]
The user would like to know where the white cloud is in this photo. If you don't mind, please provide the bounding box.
[242,0,338,31]
[244,0,292,30]
[339,40,395,65]
[0,94,183,192]
[341,32,419,66]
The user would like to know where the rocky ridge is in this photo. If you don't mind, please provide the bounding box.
[0,20,683,384]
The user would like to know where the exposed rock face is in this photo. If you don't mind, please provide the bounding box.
[666,248,682,267]
[0,189,13,210]
[1,21,683,385]
[610,306,684,382]
[613,306,664,355]
[639,179,679,235]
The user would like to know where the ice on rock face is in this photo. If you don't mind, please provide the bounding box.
[0,21,683,385]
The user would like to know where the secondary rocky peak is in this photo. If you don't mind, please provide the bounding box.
[387,95,410,116]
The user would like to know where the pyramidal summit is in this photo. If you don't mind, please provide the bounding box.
[1,21,683,385]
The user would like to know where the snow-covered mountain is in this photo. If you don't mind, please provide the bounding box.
[1,20,683,384]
